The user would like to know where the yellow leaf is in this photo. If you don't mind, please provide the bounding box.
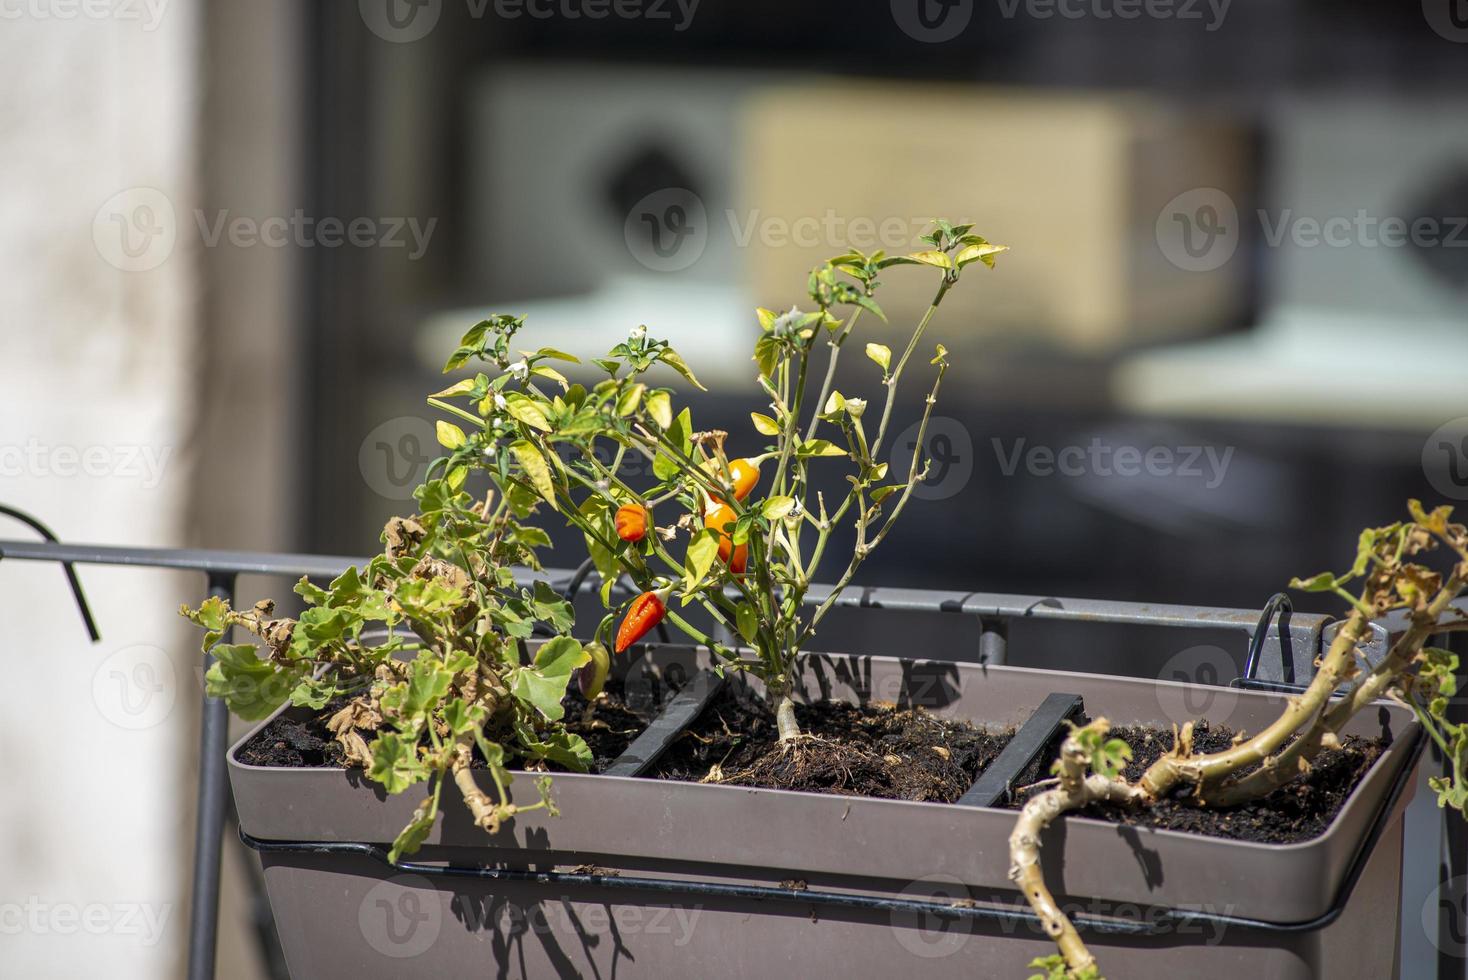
[431,379,476,398]
[865,343,891,373]
[436,421,466,450]
[503,394,551,432]
[647,390,673,430]
[955,242,1008,269]
[510,440,558,509]
[750,412,780,436]
[909,250,953,270]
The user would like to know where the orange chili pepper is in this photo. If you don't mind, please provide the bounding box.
[704,503,748,574]
[615,587,671,653]
[726,458,760,502]
[614,502,650,543]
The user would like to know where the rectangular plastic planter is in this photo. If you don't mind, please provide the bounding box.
[231,646,1423,980]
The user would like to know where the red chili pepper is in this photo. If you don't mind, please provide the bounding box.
[614,502,650,543]
[615,587,671,653]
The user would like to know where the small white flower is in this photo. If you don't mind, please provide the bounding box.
[629,324,647,341]
[493,393,508,410]
[482,445,497,460]
[771,306,802,336]
[509,359,529,381]
[844,397,868,420]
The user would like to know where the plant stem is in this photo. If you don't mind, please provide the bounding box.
[804,307,863,443]
[770,679,801,742]
[870,280,948,460]
[426,398,483,429]
[800,361,945,643]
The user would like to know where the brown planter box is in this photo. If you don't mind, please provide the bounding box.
[231,646,1422,979]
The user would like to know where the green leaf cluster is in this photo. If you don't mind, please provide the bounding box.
[182,467,592,860]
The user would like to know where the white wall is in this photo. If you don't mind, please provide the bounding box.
[0,3,200,977]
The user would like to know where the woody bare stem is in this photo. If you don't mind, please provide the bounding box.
[1208,563,1466,805]
[1013,518,1468,976]
[1007,722,1144,976]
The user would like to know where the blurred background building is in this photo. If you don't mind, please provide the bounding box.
[1,0,1465,976]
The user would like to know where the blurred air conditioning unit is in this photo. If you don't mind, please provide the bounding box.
[467,65,1254,355]
[469,62,784,300]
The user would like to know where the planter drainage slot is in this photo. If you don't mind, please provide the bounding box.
[957,692,1085,808]
[601,668,726,777]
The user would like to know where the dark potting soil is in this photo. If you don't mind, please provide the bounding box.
[557,682,655,770]
[648,686,1013,803]
[235,681,656,774]
[1007,720,1385,844]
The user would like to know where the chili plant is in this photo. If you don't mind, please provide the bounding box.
[1017,500,1468,980]
[430,220,1006,741]
[182,479,598,860]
